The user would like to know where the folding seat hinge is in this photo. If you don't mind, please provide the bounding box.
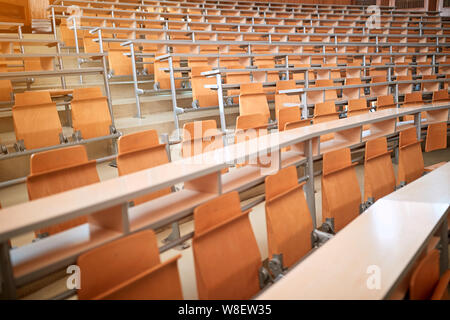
[109,125,118,135]
[59,133,68,144]
[258,266,272,289]
[153,82,160,91]
[226,97,233,106]
[268,254,285,280]
[175,107,184,115]
[192,100,199,109]
[0,145,7,155]
[72,130,83,142]
[320,218,335,235]
[361,197,375,212]
[14,140,25,152]
[312,229,333,248]
[396,181,406,190]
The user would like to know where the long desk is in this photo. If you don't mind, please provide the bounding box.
[256,163,449,300]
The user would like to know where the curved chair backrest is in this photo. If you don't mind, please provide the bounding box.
[13,91,62,150]
[410,249,440,300]
[78,230,183,300]
[364,137,396,201]
[265,166,314,268]
[322,148,361,232]
[192,192,261,299]
[71,87,112,139]
[27,146,102,236]
[117,130,171,205]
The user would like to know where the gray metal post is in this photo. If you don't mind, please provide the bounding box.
[215,72,227,140]
[98,30,115,127]
[414,112,421,141]
[303,70,309,119]
[439,214,449,275]
[70,17,83,84]
[129,43,142,118]
[168,56,182,139]
[0,242,16,299]
[160,133,186,248]
[305,139,316,228]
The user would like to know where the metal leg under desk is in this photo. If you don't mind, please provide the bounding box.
[440,211,449,275]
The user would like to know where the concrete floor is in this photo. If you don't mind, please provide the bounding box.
[0,146,448,300]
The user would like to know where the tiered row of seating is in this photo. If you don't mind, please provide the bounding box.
[49,0,450,125]
[67,125,445,299]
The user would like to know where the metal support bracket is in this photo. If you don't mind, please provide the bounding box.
[258,266,272,289]
[312,229,334,248]
[14,140,25,152]
[268,253,285,280]
[321,218,335,235]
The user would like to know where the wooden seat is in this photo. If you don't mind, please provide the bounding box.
[403,92,424,121]
[265,166,314,268]
[398,127,446,184]
[0,78,12,102]
[410,249,450,300]
[71,87,113,140]
[369,63,387,78]
[347,98,369,130]
[292,64,314,82]
[421,75,439,93]
[117,130,171,206]
[377,95,396,111]
[313,101,339,142]
[346,62,361,78]
[370,76,389,97]
[425,122,448,152]
[77,230,183,300]
[397,75,413,95]
[239,82,270,121]
[107,49,133,77]
[278,106,306,132]
[182,121,226,174]
[153,58,182,90]
[191,66,219,108]
[13,91,63,150]
[432,90,450,103]
[315,79,337,102]
[23,57,54,72]
[364,137,396,201]
[321,148,361,233]
[393,62,410,77]
[226,65,251,104]
[343,78,363,100]
[275,80,300,120]
[192,191,262,299]
[235,113,269,167]
[26,145,121,236]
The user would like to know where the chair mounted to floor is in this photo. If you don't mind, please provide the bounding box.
[190,66,219,108]
[77,230,183,300]
[364,137,396,202]
[239,82,271,121]
[321,148,362,233]
[192,191,267,299]
[71,87,116,140]
[376,95,397,111]
[26,145,123,237]
[398,127,447,185]
[265,166,315,270]
[313,101,339,142]
[274,80,301,121]
[409,249,450,300]
[117,130,172,206]
[13,91,66,151]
